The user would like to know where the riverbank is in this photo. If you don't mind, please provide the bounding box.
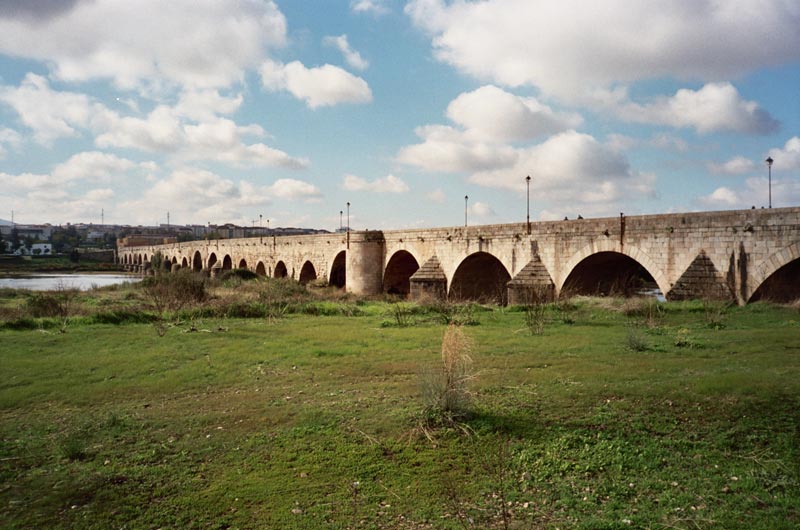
[0,255,122,274]
[1,275,799,528]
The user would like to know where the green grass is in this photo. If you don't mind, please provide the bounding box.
[1,295,799,529]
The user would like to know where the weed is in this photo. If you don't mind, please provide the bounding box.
[523,303,547,335]
[390,303,414,327]
[626,325,649,352]
[420,325,475,426]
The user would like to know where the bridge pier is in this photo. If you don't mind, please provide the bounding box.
[346,231,385,295]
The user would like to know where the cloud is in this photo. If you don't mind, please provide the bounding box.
[426,189,446,203]
[0,0,287,90]
[0,127,22,158]
[697,176,800,210]
[324,35,369,71]
[261,60,372,108]
[0,73,93,144]
[398,85,581,173]
[767,137,800,172]
[446,85,582,142]
[708,156,756,175]
[351,0,389,15]
[173,89,243,122]
[614,83,779,134]
[342,174,409,193]
[51,151,138,182]
[266,178,322,201]
[406,0,800,101]
[397,125,518,172]
[469,201,494,217]
[470,130,656,217]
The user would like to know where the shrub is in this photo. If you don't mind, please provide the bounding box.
[220,268,259,282]
[420,325,475,425]
[626,325,649,352]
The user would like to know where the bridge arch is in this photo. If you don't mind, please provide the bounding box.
[238,258,248,269]
[384,250,420,296]
[222,255,233,271]
[207,252,218,270]
[449,251,511,304]
[181,257,188,268]
[274,261,288,278]
[560,241,669,298]
[162,257,171,271]
[299,261,317,285]
[192,251,203,272]
[750,242,800,303]
[255,261,267,276]
[329,251,346,288]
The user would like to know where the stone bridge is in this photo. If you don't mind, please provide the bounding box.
[117,207,800,305]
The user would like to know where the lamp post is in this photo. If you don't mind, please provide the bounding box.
[259,214,263,243]
[526,175,531,235]
[464,195,469,227]
[339,210,343,231]
[766,157,774,208]
[346,202,351,249]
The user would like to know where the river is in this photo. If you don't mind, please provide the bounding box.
[0,273,142,291]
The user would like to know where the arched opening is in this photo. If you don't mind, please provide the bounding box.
[222,255,232,270]
[172,257,177,265]
[208,253,218,270]
[750,258,800,303]
[162,258,171,271]
[256,261,267,276]
[182,257,188,268]
[383,250,420,296]
[137,254,143,265]
[562,251,658,297]
[329,251,346,288]
[192,251,203,272]
[238,258,248,270]
[450,252,511,304]
[299,261,317,285]
[274,261,288,278]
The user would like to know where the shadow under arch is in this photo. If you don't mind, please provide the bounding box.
[449,251,511,304]
[192,251,203,272]
[299,261,317,285]
[238,258,248,270]
[384,250,420,296]
[222,255,233,271]
[750,242,800,303]
[559,241,669,298]
[274,261,288,278]
[562,251,658,297]
[207,252,218,270]
[255,261,267,276]
[329,251,346,288]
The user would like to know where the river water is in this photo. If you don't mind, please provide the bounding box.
[0,273,142,291]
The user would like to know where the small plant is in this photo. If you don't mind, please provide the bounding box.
[524,303,546,335]
[390,303,414,327]
[626,325,649,352]
[141,269,206,335]
[674,328,696,348]
[420,325,475,427]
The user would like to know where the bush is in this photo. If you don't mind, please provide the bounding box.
[420,325,475,425]
[220,268,259,282]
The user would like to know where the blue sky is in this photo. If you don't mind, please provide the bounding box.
[1,0,798,230]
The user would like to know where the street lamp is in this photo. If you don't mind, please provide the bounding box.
[259,214,263,243]
[766,156,774,208]
[346,202,351,249]
[340,210,343,231]
[526,175,531,235]
[464,195,469,227]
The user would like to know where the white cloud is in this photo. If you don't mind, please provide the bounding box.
[397,124,518,172]
[342,174,409,193]
[0,73,93,144]
[697,176,800,210]
[469,201,494,217]
[0,127,22,158]
[267,178,322,201]
[614,83,778,134]
[0,0,288,90]
[446,85,582,142]
[174,89,243,122]
[406,0,800,102]
[260,60,372,108]
[698,186,741,207]
[470,131,656,216]
[767,137,800,172]
[52,151,138,183]
[708,156,756,175]
[426,189,446,203]
[351,0,389,15]
[324,35,369,71]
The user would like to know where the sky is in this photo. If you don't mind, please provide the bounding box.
[1,0,799,231]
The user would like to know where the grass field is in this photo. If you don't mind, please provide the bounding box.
[1,280,799,529]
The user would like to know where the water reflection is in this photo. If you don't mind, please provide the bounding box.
[0,273,141,291]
